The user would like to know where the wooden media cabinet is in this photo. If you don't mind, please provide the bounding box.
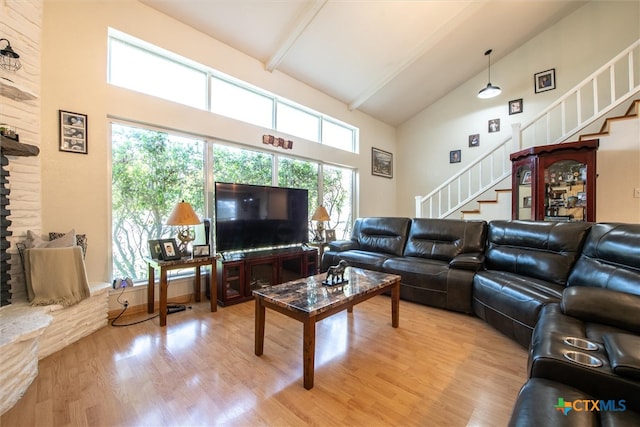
[216,247,318,306]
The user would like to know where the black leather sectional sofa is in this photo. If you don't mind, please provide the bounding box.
[322,217,640,425]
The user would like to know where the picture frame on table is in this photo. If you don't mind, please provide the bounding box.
[59,110,88,154]
[534,69,556,93]
[159,238,181,260]
[192,244,211,258]
[325,230,336,242]
[371,147,393,178]
[148,239,162,259]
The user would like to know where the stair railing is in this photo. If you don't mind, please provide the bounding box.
[416,39,640,219]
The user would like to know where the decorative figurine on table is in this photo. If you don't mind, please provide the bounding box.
[323,260,349,286]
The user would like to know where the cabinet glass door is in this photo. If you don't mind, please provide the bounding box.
[247,259,276,291]
[223,261,243,300]
[543,159,587,221]
[514,165,533,220]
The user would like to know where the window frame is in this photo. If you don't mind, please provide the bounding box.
[107,28,359,153]
[109,120,355,282]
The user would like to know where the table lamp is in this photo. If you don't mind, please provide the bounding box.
[166,200,201,256]
[311,205,330,242]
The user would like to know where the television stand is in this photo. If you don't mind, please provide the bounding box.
[216,247,318,306]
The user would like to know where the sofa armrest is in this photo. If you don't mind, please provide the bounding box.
[327,240,359,252]
[449,252,485,272]
[561,287,640,334]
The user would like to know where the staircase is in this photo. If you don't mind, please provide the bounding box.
[415,39,640,219]
[461,100,640,221]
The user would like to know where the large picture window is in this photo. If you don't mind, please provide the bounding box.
[111,124,354,281]
[111,124,205,280]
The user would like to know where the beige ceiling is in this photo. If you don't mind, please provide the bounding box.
[140,0,585,126]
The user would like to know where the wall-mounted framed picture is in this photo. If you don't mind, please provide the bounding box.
[523,196,532,208]
[372,147,393,178]
[521,170,532,185]
[534,68,556,93]
[325,229,336,242]
[59,110,88,154]
[509,98,523,115]
[192,244,211,258]
[468,134,480,147]
[148,239,162,259]
[450,150,461,164]
[488,118,500,133]
[159,238,181,260]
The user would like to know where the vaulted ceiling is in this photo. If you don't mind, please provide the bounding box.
[140,0,585,126]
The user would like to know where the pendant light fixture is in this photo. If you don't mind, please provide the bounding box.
[478,49,501,99]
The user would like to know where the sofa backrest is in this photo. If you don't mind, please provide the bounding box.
[567,223,640,296]
[484,220,592,285]
[351,217,411,256]
[403,218,487,261]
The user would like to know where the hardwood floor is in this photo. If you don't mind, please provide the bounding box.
[2,296,527,426]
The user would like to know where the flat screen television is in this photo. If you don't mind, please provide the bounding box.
[214,182,309,253]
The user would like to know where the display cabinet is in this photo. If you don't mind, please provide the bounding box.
[216,247,318,306]
[510,139,598,222]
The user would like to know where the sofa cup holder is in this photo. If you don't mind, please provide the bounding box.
[563,350,603,368]
[563,337,598,351]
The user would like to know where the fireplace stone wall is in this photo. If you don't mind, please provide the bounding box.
[1,0,43,306]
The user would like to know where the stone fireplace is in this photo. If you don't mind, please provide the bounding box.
[1,0,43,307]
[1,135,39,306]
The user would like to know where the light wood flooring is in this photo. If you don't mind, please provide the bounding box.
[2,296,527,426]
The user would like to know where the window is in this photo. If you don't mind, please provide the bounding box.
[213,145,273,186]
[322,165,353,240]
[278,157,320,238]
[276,102,320,142]
[108,37,207,110]
[111,123,204,280]
[210,77,273,129]
[108,29,359,153]
[111,123,354,281]
[322,119,356,152]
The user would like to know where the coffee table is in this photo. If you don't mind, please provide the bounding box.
[253,267,400,389]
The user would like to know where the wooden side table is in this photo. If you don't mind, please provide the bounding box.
[307,241,328,272]
[146,256,217,326]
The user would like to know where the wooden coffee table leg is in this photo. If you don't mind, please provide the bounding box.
[303,316,316,390]
[255,298,265,356]
[391,279,400,328]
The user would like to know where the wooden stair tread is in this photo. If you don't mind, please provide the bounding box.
[580,99,640,140]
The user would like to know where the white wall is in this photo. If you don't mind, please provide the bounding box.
[596,115,640,223]
[41,1,396,283]
[397,1,640,218]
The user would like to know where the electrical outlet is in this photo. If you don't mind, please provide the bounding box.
[635,188,640,198]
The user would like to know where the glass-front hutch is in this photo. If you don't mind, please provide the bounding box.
[510,139,598,222]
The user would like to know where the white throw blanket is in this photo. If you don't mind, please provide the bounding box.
[25,247,90,307]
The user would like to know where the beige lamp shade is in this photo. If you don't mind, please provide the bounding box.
[311,206,330,222]
[166,200,201,226]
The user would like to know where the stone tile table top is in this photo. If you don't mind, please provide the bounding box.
[252,267,401,316]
